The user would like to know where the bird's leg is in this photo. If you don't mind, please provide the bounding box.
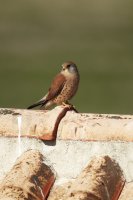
[61,101,74,109]
[62,101,78,113]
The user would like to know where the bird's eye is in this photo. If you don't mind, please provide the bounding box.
[67,64,71,68]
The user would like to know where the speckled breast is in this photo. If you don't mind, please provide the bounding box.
[54,76,79,104]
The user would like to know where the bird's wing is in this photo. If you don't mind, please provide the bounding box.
[27,73,66,109]
[46,73,66,101]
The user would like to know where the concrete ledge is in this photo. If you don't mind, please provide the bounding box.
[58,111,133,141]
[0,150,55,200]
[1,107,133,141]
[0,107,68,140]
[48,156,125,200]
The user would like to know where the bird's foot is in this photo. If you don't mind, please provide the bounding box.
[61,102,73,109]
[61,102,78,112]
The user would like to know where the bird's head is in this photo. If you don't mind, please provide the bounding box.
[61,61,78,76]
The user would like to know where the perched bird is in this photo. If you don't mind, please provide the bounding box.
[27,61,80,110]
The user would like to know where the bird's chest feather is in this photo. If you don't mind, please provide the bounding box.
[54,77,79,103]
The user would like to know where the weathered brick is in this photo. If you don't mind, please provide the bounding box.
[0,106,68,140]
[0,150,55,200]
[58,111,133,141]
[48,156,125,200]
[1,107,133,141]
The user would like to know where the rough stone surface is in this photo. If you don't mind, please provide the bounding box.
[0,107,68,140]
[58,111,133,141]
[0,108,133,199]
[119,182,133,200]
[0,150,55,200]
[0,139,133,185]
[48,156,125,200]
[1,107,133,142]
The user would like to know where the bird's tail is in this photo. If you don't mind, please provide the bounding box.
[27,99,48,109]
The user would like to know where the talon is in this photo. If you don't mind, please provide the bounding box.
[61,102,73,109]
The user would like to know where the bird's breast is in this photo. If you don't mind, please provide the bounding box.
[54,75,79,104]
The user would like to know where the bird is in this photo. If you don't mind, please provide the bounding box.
[27,61,80,110]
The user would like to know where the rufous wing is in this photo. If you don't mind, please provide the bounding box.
[46,73,66,101]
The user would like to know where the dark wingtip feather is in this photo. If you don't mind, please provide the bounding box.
[27,104,37,109]
[27,99,47,109]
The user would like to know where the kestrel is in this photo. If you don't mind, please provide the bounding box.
[27,61,80,109]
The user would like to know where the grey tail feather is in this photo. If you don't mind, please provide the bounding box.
[27,99,48,109]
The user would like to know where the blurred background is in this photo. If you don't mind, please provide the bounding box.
[0,0,133,114]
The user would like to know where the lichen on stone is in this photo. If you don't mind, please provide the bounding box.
[0,109,15,115]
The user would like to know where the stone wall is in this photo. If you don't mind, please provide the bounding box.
[0,106,133,199]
